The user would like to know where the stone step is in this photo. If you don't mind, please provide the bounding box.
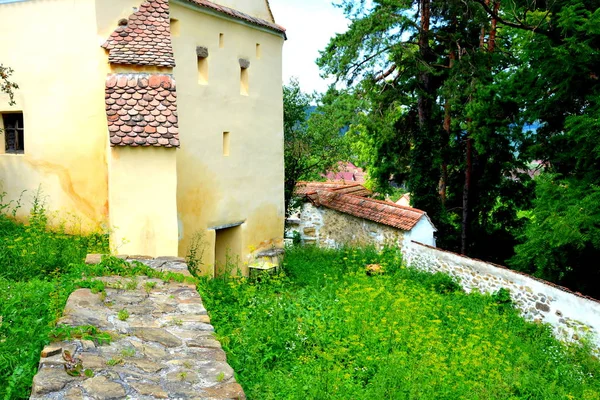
[30,257,245,400]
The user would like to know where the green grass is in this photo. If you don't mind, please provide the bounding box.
[0,193,199,399]
[0,203,109,399]
[0,193,110,399]
[198,246,600,400]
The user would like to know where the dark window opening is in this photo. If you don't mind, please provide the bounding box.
[3,113,24,154]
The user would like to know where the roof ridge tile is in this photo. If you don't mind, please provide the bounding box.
[183,0,286,34]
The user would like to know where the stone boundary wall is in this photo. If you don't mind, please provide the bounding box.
[403,242,600,352]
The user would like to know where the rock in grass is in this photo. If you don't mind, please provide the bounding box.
[366,264,385,276]
[41,345,62,358]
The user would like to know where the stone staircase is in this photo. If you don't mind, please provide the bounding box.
[29,256,245,400]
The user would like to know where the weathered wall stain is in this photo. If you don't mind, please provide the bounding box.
[25,157,108,224]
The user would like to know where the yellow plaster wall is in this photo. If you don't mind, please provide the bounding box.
[109,147,179,256]
[0,0,109,232]
[170,2,285,275]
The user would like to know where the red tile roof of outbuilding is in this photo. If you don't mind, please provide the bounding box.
[296,182,372,197]
[313,190,427,231]
[296,182,434,232]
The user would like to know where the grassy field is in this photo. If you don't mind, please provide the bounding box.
[2,196,600,400]
[198,246,600,400]
[0,198,108,399]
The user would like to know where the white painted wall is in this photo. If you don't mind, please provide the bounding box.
[404,216,436,247]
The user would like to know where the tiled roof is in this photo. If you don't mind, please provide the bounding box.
[184,0,286,34]
[314,190,427,231]
[105,73,180,148]
[296,182,371,197]
[102,0,175,67]
[324,162,366,184]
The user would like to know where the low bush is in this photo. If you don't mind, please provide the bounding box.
[198,245,600,400]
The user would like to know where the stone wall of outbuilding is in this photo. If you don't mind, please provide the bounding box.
[288,203,405,248]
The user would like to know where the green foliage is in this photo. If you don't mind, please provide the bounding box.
[492,288,513,313]
[121,347,135,358]
[283,79,349,217]
[106,357,124,367]
[186,230,207,275]
[117,309,129,321]
[315,0,540,264]
[48,325,111,345]
[315,0,600,281]
[510,175,600,297]
[0,191,108,282]
[198,246,600,399]
[0,63,19,106]
[0,191,110,399]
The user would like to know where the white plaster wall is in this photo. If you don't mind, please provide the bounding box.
[404,216,436,247]
[403,241,600,352]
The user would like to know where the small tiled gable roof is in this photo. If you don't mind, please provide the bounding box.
[102,0,175,67]
[184,0,286,34]
[314,190,428,231]
[105,73,180,148]
[296,182,371,197]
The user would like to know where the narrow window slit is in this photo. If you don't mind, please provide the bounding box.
[223,131,230,156]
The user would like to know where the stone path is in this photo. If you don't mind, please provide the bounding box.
[29,256,245,400]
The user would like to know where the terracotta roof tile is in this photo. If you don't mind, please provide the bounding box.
[102,0,175,67]
[184,0,286,34]
[296,182,371,197]
[314,190,426,231]
[105,73,180,148]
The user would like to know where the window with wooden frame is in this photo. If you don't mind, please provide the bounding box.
[2,112,24,154]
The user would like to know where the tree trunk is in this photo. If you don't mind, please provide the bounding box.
[461,0,499,254]
[411,0,440,217]
[489,1,499,52]
[417,0,432,128]
[461,135,472,254]
[441,50,456,204]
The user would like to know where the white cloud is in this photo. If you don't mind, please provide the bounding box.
[269,0,349,94]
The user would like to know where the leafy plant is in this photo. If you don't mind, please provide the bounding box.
[49,325,111,346]
[144,281,157,294]
[186,230,207,275]
[492,288,513,308]
[121,347,135,358]
[117,309,129,321]
[106,357,124,366]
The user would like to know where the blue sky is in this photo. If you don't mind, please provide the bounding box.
[269,0,349,94]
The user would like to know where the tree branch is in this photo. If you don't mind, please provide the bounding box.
[473,0,556,41]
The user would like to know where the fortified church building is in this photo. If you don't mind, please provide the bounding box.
[0,0,286,275]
